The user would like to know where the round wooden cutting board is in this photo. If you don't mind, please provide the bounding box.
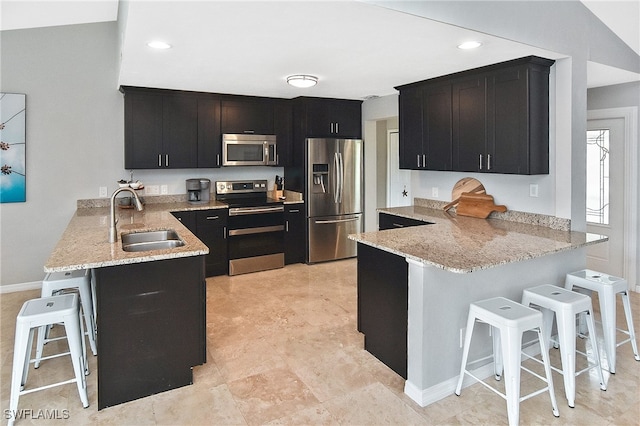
[443,177,486,211]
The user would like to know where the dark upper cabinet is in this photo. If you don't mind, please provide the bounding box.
[274,100,293,166]
[398,83,452,170]
[452,76,487,172]
[221,98,274,135]
[397,56,553,175]
[123,87,218,169]
[162,94,198,168]
[298,97,362,138]
[197,97,222,168]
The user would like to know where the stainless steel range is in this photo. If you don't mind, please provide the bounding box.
[215,180,284,275]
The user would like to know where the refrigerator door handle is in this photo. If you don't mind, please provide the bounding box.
[333,152,340,203]
[314,217,360,224]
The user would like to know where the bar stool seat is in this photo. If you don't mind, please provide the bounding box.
[37,270,97,369]
[455,297,559,426]
[522,284,606,408]
[565,269,640,373]
[8,294,89,426]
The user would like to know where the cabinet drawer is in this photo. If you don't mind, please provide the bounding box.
[378,212,430,230]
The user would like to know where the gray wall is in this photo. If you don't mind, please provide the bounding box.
[1,23,123,287]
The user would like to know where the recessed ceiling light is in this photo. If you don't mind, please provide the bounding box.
[147,41,171,49]
[286,74,318,88]
[457,41,482,50]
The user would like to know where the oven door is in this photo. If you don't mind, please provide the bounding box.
[227,205,284,275]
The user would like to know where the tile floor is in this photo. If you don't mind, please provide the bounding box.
[1,259,639,425]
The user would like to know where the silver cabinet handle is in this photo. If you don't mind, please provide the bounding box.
[392,223,404,228]
[223,226,226,239]
[335,122,339,134]
[417,154,421,168]
[216,154,220,166]
[285,220,289,232]
[487,154,491,170]
[479,154,483,170]
[165,154,169,167]
[289,209,300,213]
[422,154,426,168]
[206,216,219,220]
[158,154,162,167]
[177,217,182,222]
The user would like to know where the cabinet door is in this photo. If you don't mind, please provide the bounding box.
[221,99,274,135]
[330,100,362,138]
[453,77,487,172]
[163,94,198,168]
[304,100,332,137]
[398,87,423,169]
[197,97,222,168]
[285,204,305,264]
[171,211,197,233]
[274,100,292,166]
[196,209,228,277]
[124,91,163,169]
[423,84,453,171]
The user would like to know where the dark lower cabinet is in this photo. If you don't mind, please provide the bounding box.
[171,210,197,233]
[195,210,228,277]
[94,256,206,409]
[378,212,430,230]
[357,243,408,379]
[285,204,305,264]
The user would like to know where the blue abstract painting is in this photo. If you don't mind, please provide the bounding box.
[0,93,26,203]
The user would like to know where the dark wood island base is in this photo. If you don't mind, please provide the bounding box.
[94,255,206,410]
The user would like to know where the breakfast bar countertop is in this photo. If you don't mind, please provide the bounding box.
[350,205,607,274]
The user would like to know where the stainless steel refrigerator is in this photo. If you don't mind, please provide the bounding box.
[306,138,363,263]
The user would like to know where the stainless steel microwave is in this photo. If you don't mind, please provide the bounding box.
[222,134,278,166]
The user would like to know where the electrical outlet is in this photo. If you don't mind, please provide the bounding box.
[160,185,168,195]
[146,185,159,195]
[99,186,108,198]
[529,184,539,197]
[432,187,439,198]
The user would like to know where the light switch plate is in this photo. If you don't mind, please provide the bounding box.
[529,184,539,197]
[146,185,159,195]
[99,186,108,198]
[160,185,168,195]
[432,187,439,198]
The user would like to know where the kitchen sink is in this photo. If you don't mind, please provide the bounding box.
[121,230,185,252]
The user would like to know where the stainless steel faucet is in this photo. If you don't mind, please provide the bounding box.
[109,187,144,243]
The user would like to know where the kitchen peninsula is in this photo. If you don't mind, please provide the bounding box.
[349,201,607,407]
[44,199,222,409]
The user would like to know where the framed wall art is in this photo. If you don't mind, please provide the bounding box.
[0,93,26,203]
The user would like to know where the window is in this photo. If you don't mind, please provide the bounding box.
[586,129,609,225]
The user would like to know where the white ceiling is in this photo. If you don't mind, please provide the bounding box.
[2,1,638,99]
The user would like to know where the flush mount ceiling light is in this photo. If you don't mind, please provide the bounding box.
[457,41,482,50]
[147,41,171,49]
[286,74,318,88]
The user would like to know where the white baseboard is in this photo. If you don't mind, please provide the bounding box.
[0,281,42,294]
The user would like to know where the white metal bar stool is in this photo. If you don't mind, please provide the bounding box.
[455,297,559,426]
[521,284,606,408]
[36,270,97,368]
[8,294,89,426]
[565,269,640,373]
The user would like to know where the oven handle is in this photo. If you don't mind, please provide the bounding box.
[314,217,360,224]
[228,225,285,236]
[229,206,284,216]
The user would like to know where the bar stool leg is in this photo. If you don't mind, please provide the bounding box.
[455,313,477,396]
[493,327,502,380]
[555,309,577,407]
[599,288,618,373]
[537,327,560,418]
[77,280,97,355]
[9,324,32,426]
[501,328,523,426]
[620,291,640,361]
[63,310,89,408]
[584,308,607,390]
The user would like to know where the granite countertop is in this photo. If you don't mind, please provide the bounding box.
[350,205,607,274]
[46,191,304,273]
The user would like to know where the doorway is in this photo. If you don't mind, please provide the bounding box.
[386,130,411,207]
[586,107,638,290]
